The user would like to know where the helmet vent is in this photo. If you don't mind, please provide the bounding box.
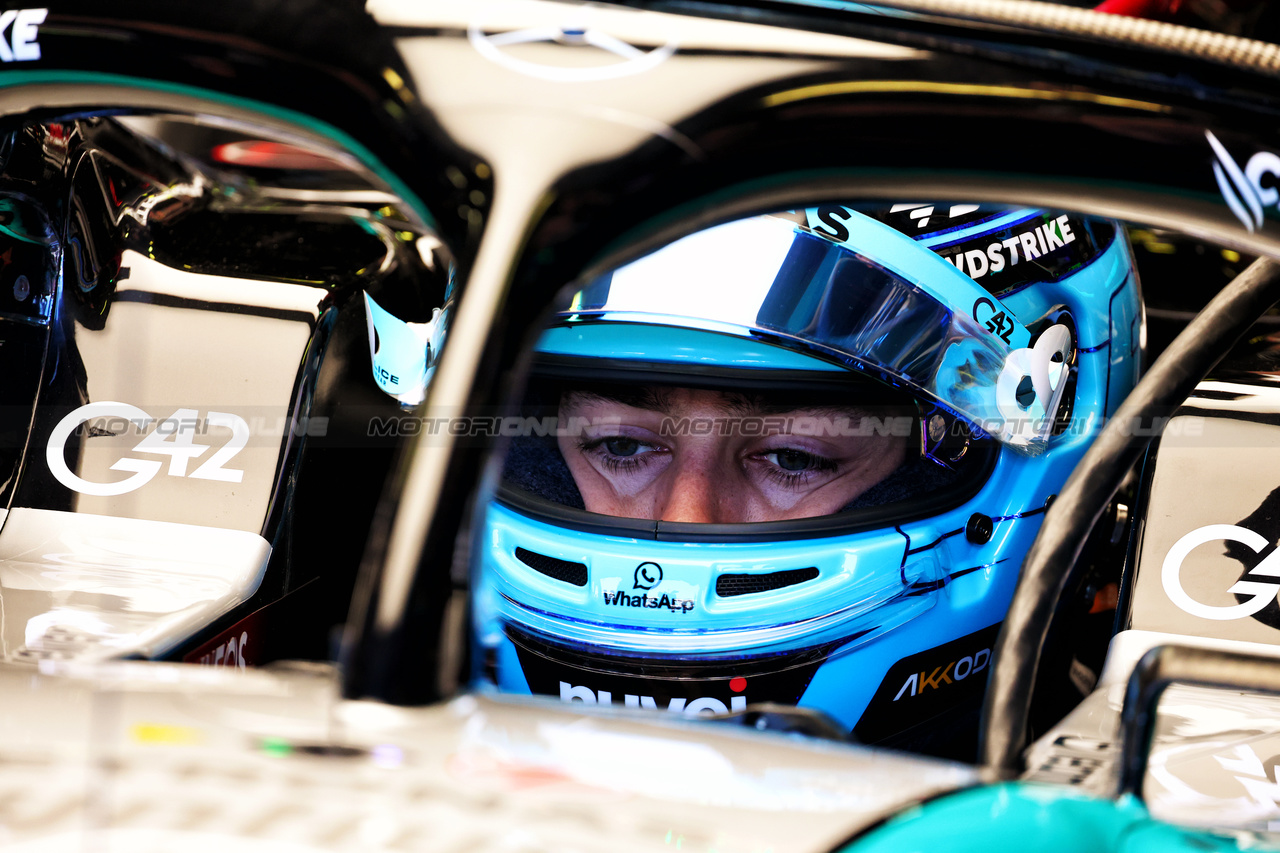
[515,547,588,587]
[716,567,819,597]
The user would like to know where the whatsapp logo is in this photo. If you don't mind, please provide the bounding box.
[633,562,663,590]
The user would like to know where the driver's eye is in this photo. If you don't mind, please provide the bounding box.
[604,437,643,457]
[775,449,814,471]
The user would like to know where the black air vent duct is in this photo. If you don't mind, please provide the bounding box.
[716,567,819,597]
[515,547,588,587]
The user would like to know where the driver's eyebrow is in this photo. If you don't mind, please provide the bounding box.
[721,394,833,418]
[719,392,902,420]
[564,387,898,419]
[563,386,675,412]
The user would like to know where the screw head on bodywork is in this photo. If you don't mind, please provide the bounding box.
[966,513,994,545]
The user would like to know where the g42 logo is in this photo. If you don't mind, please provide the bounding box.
[46,402,247,497]
[973,297,1015,344]
[1163,524,1280,620]
[996,323,1072,444]
[1207,130,1280,234]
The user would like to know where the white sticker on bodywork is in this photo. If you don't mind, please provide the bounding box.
[46,402,248,496]
[1208,130,1280,233]
[1163,523,1280,620]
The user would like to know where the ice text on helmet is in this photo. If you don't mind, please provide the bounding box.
[1163,523,1280,620]
[893,647,990,700]
[945,215,1075,281]
[0,9,45,62]
[559,680,747,715]
[1207,130,1280,233]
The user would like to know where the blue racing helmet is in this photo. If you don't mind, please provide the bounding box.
[474,204,1141,755]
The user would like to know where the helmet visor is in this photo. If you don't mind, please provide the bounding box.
[564,212,1073,452]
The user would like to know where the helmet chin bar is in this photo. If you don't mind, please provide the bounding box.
[480,496,946,657]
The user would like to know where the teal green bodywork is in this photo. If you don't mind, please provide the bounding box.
[842,783,1241,853]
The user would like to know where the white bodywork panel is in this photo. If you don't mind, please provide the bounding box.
[1025,629,1280,837]
[0,661,978,852]
[0,509,270,663]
